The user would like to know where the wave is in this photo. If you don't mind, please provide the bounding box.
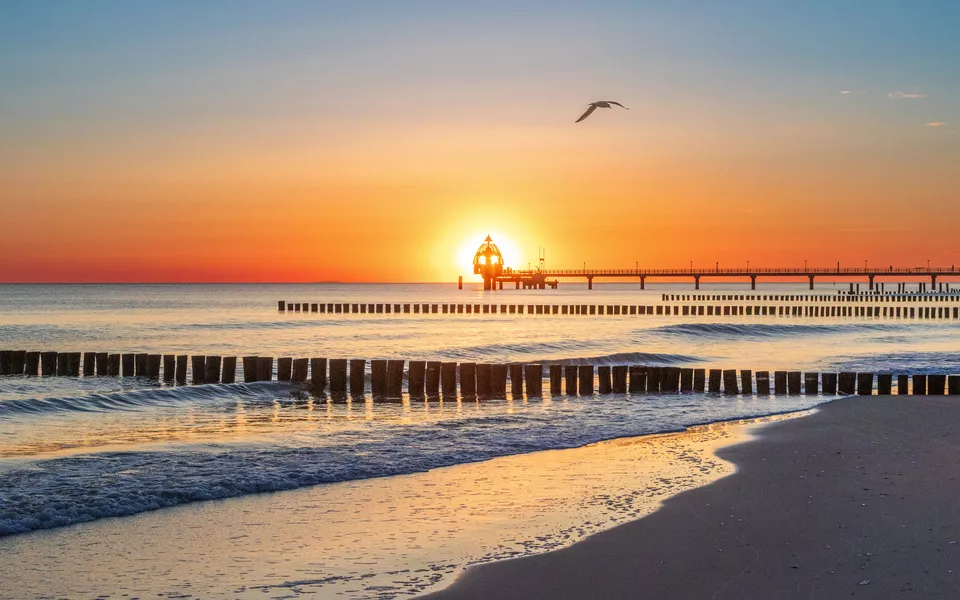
[0,382,294,418]
[824,351,960,374]
[653,322,908,339]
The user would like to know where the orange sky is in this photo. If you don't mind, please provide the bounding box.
[1,3,958,283]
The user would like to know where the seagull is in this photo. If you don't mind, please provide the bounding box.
[575,101,629,123]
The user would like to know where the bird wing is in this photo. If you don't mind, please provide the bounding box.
[607,101,629,110]
[575,104,597,123]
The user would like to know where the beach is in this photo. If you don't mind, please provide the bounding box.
[425,395,960,599]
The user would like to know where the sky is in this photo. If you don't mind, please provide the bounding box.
[1,0,958,282]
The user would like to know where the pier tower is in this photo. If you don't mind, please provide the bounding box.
[473,235,504,290]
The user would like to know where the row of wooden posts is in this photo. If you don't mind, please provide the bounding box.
[277,301,960,319]
[2,351,958,397]
[662,293,960,303]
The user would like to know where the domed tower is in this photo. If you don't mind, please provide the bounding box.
[473,235,504,290]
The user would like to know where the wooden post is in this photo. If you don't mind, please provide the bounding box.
[857,372,874,395]
[756,371,770,395]
[550,365,563,394]
[147,354,162,379]
[663,367,681,392]
[135,353,149,377]
[774,371,788,395]
[310,358,327,390]
[329,359,347,392]
[205,356,222,383]
[598,366,612,394]
[242,356,259,382]
[119,354,134,377]
[565,365,578,395]
[612,366,627,393]
[163,355,176,381]
[278,300,286,311]
[371,360,387,395]
[928,374,946,395]
[24,351,40,376]
[291,358,308,382]
[693,368,706,392]
[680,368,693,392]
[706,369,721,393]
[877,373,892,395]
[526,364,543,396]
[476,363,491,395]
[897,374,909,395]
[441,363,457,395]
[222,356,237,384]
[723,369,739,395]
[425,361,441,396]
[948,375,960,395]
[912,374,927,395]
[106,354,120,377]
[191,355,206,384]
[460,363,477,397]
[510,364,524,396]
[578,365,593,394]
[803,372,818,395]
[257,357,273,382]
[838,372,856,395]
[387,360,404,397]
[491,364,507,396]
[83,352,97,376]
[349,359,365,395]
[0,350,10,375]
[741,369,753,394]
[821,373,837,395]
[408,361,426,396]
[648,367,663,392]
[629,365,646,392]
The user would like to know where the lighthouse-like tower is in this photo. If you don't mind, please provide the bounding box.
[473,235,504,290]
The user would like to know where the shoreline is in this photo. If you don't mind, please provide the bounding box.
[422,395,960,599]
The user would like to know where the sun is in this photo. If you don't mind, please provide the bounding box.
[456,232,522,280]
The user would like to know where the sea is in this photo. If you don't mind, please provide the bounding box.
[2,282,959,598]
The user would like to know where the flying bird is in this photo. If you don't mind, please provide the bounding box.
[575,101,629,123]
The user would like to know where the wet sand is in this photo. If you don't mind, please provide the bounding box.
[424,395,960,599]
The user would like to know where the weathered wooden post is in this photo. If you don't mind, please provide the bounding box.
[737,369,751,394]
[550,365,564,394]
[162,355,175,381]
[441,363,457,395]
[106,354,120,377]
[242,356,259,382]
[612,366,628,393]
[24,351,40,376]
[476,363,492,395]
[510,364,524,396]
[578,365,594,394]
[408,360,426,396]
[803,372,818,395]
[774,371,788,395]
[147,354,162,379]
[680,368,693,392]
[83,352,97,376]
[663,367,681,392]
[310,358,327,390]
[191,356,206,384]
[291,358,308,383]
[257,357,273,382]
[565,365,578,395]
[526,364,543,396]
[425,361,441,396]
[877,373,892,395]
[349,359,366,395]
[857,372,874,395]
[598,366,612,394]
[278,300,286,311]
[708,369,722,393]
[723,369,739,395]
[912,374,927,395]
[329,359,347,392]
[756,371,770,395]
[838,372,856,395]
[0,351,11,375]
[693,368,706,392]
[371,360,387,395]
[648,367,663,393]
[948,375,960,395]
[120,354,134,377]
[629,366,646,392]
[897,374,909,395]
[204,356,221,383]
[821,373,837,395]
[928,374,946,395]
[135,353,149,377]
[220,356,237,384]
[386,360,404,397]
[460,363,477,397]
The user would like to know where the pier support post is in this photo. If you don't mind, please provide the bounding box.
[587,276,593,290]
[425,361,441,396]
[751,276,757,290]
[565,365,578,395]
[329,359,347,392]
[223,356,238,384]
[869,275,875,291]
[243,356,259,382]
[408,361,426,397]
[694,276,700,290]
[640,276,645,290]
[809,275,815,290]
[349,359,365,395]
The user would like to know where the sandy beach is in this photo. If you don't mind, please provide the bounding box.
[425,395,960,599]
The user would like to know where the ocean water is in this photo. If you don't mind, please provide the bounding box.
[1,282,959,542]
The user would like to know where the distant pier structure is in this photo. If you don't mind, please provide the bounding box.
[465,236,957,291]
